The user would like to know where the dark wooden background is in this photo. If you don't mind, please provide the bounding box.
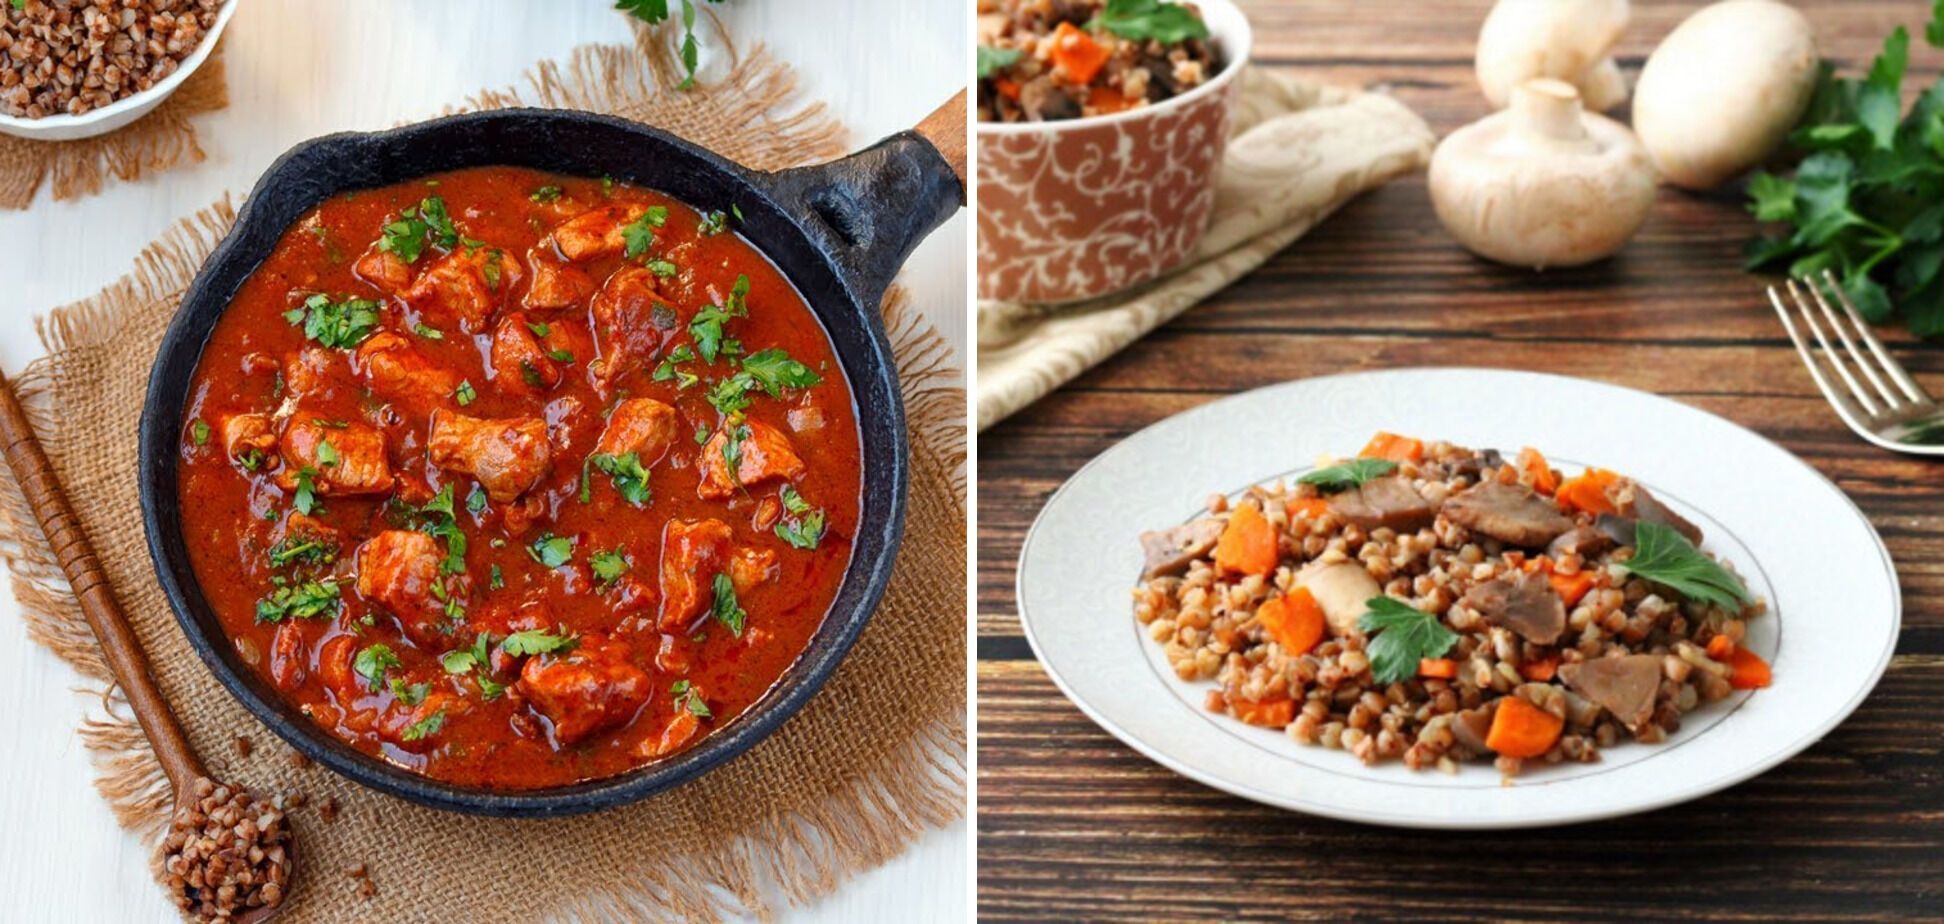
[976,1,1944,919]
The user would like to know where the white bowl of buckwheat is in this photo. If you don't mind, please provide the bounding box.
[0,0,236,142]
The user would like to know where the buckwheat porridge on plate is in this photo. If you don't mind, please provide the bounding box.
[1133,432,1772,777]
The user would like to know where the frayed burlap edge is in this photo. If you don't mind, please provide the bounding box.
[0,19,966,922]
[0,44,229,210]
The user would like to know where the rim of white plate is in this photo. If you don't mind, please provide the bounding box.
[1017,367,1900,829]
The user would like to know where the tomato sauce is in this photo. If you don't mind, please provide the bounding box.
[176,166,860,789]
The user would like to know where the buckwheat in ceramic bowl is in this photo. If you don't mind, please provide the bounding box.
[0,0,237,142]
[975,0,1252,304]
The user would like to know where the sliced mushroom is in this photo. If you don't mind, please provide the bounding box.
[1139,519,1225,579]
[1326,476,1435,532]
[1617,479,1703,545]
[1547,525,1616,560]
[1442,480,1575,547]
[1294,560,1382,635]
[1462,571,1565,645]
[1558,654,1662,731]
[1594,512,1637,548]
[1449,700,1499,753]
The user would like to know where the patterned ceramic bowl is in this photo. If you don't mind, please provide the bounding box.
[976,0,1252,304]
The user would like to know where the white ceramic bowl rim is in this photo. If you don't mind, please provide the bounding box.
[975,0,1254,136]
[0,0,238,130]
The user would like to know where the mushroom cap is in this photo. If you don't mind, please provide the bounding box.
[1429,79,1657,269]
[1634,0,1819,190]
[1476,0,1631,110]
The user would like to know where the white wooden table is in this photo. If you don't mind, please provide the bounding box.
[0,2,966,920]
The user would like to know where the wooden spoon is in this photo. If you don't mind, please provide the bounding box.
[0,368,295,922]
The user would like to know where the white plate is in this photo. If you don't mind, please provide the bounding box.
[1017,368,1900,829]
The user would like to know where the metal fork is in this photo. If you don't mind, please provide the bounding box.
[1768,270,1944,455]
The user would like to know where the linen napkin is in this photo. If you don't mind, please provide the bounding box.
[976,68,1435,430]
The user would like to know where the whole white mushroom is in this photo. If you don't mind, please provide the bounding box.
[1429,78,1658,270]
[1476,0,1632,112]
[1634,0,1820,190]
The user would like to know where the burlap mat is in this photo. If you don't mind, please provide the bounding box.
[975,69,1435,430]
[0,22,965,922]
[0,43,228,210]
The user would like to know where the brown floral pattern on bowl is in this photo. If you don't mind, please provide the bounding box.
[977,77,1241,305]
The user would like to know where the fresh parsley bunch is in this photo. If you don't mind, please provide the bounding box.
[1745,5,1944,336]
[616,0,726,89]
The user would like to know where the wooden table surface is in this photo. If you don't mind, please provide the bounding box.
[976,2,1944,919]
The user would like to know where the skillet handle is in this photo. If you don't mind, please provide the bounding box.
[762,91,966,308]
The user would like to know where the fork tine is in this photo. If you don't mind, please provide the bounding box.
[1818,269,1933,406]
[1800,275,1899,410]
[1784,278,1881,417]
[1769,285,1873,424]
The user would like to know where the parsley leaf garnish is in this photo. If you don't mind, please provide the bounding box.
[454,380,477,406]
[400,709,446,741]
[711,572,746,635]
[977,46,1022,80]
[190,419,210,446]
[267,536,337,569]
[1358,596,1458,685]
[671,679,712,718]
[590,549,628,586]
[292,467,319,515]
[616,0,717,88]
[284,294,379,349]
[413,323,445,341]
[1297,458,1399,493]
[775,485,825,550]
[254,579,340,623]
[697,210,729,235]
[590,452,652,505]
[353,643,400,691]
[528,533,575,568]
[1620,521,1754,609]
[530,185,564,204]
[1088,0,1211,43]
[501,629,575,656]
[739,348,823,394]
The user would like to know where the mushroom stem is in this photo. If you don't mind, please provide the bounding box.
[1511,79,1589,145]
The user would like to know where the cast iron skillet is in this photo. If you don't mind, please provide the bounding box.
[137,94,965,817]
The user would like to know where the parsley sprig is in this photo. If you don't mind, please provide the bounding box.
[1089,0,1210,44]
[284,294,379,349]
[1619,521,1754,610]
[254,578,341,623]
[711,573,746,635]
[1358,596,1458,685]
[616,0,726,89]
[1747,6,1944,336]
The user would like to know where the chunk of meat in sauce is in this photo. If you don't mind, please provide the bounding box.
[282,346,339,399]
[427,410,553,503]
[1139,518,1224,579]
[269,620,310,692]
[1558,654,1663,732]
[354,530,447,647]
[524,248,597,309]
[276,414,395,496]
[517,635,652,745]
[1441,481,1574,547]
[355,331,462,407]
[639,710,701,759]
[588,265,676,386]
[353,246,413,295]
[220,413,277,469]
[551,203,651,262]
[595,398,679,464]
[317,634,365,705]
[378,689,470,752]
[658,518,732,631]
[730,547,778,594]
[1327,476,1435,532]
[402,246,523,332]
[698,419,806,499]
[489,312,562,394]
[1463,571,1566,646]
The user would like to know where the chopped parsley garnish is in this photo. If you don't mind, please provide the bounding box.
[465,483,489,515]
[646,259,678,277]
[481,250,505,290]
[1358,597,1459,685]
[283,294,379,349]
[977,46,1022,79]
[706,348,821,417]
[528,533,575,568]
[377,196,463,263]
[711,573,746,635]
[1088,0,1211,43]
[620,206,669,260]
[689,304,738,364]
[693,423,710,445]
[190,419,210,446]
[400,709,446,741]
[413,323,445,340]
[253,579,340,623]
[1297,458,1398,493]
[590,452,651,506]
[653,344,697,383]
[670,679,712,718]
[501,629,575,656]
[1620,522,1754,609]
[590,549,628,586]
[548,348,575,363]
[418,484,468,574]
[441,634,504,698]
[353,643,400,691]
[530,185,564,204]
[775,486,826,550]
[292,468,319,515]
[697,210,728,235]
[454,380,477,406]
[390,679,429,706]
[526,320,551,338]
[489,564,504,590]
[720,424,749,486]
[315,439,339,468]
[267,536,337,569]
[520,362,545,388]
[617,0,715,87]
